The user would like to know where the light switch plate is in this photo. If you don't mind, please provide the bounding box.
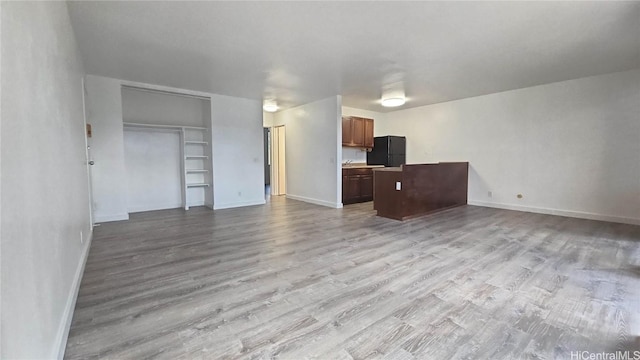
[395,182,401,191]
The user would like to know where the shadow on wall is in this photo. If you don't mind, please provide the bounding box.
[586,90,638,222]
[468,165,490,201]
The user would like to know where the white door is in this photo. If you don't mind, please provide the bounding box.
[271,126,286,195]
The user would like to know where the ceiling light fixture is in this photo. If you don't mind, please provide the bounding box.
[263,100,278,112]
[380,75,407,108]
[381,97,406,107]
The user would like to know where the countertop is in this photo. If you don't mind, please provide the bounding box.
[342,163,385,169]
[372,166,402,172]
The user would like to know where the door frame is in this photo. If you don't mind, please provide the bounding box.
[81,78,94,228]
[264,127,270,187]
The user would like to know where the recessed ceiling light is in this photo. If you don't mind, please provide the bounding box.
[263,100,278,112]
[381,97,406,107]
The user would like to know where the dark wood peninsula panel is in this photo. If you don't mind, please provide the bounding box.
[373,162,469,220]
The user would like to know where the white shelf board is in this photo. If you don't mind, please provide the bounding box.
[185,155,209,159]
[185,141,208,145]
[187,183,210,188]
[186,169,209,173]
[123,122,207,131]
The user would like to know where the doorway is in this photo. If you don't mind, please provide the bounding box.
[264,127,271,198]
[271,125,286,196]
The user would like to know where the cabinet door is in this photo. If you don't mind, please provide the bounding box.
[364,118,374,148]
[342,117,352,146]
[342,173,349,203]
[351,117,365,147]
[360,174,373,202]
[348,176,361,202]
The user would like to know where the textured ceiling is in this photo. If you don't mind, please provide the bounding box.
[68,1,640,112]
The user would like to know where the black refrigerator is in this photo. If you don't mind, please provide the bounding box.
[367,136,406,167]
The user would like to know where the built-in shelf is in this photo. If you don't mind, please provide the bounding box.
[185,141,208,145]
[181,127,213,210]
[123,122,207,131]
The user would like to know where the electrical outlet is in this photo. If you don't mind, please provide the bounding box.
[488,191,493,198]
[395,182,401,191]
[238,191,242,197]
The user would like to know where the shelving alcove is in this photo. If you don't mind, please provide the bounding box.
[123,122,213,210]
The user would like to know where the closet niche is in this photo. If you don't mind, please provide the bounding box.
[121,86,213,212]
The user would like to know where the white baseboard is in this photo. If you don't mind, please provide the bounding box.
[468,200,640,225]
[128,202,184,213]
[213,199,266,210]
[93,212,129,223]
[187,201,205,208]
[54,229,93,359]
[286,194,342,209]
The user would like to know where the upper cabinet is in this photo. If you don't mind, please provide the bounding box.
[342,116,374,149]
[363,118,374,148]
[342,117,352,145]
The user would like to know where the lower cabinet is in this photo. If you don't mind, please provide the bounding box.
[342,168,374,204]
[360,174,373,202]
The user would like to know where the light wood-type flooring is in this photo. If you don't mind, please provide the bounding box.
[65,197,640,359]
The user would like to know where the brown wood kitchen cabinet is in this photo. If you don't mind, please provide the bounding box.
[342,116,374,149]
[342,168,374,204]
[364,119,374,148]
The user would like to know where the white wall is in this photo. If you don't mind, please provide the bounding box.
[124,129,183,212]
[202,101,214,208]
[274,96,342,208]
[342,106,386,126]
[378,69,640,225]
[341,147,368,164]
[1,2,93,358]
[210,94,265,209]
[0,3,3,354]
[341,106,386,163]
[85,75,129,222]
[121,87,207,127]
[263,111,274,127]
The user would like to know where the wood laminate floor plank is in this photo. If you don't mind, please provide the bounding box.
[65,197,640,359]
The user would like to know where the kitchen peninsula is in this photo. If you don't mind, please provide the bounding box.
[373,162,469,220]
